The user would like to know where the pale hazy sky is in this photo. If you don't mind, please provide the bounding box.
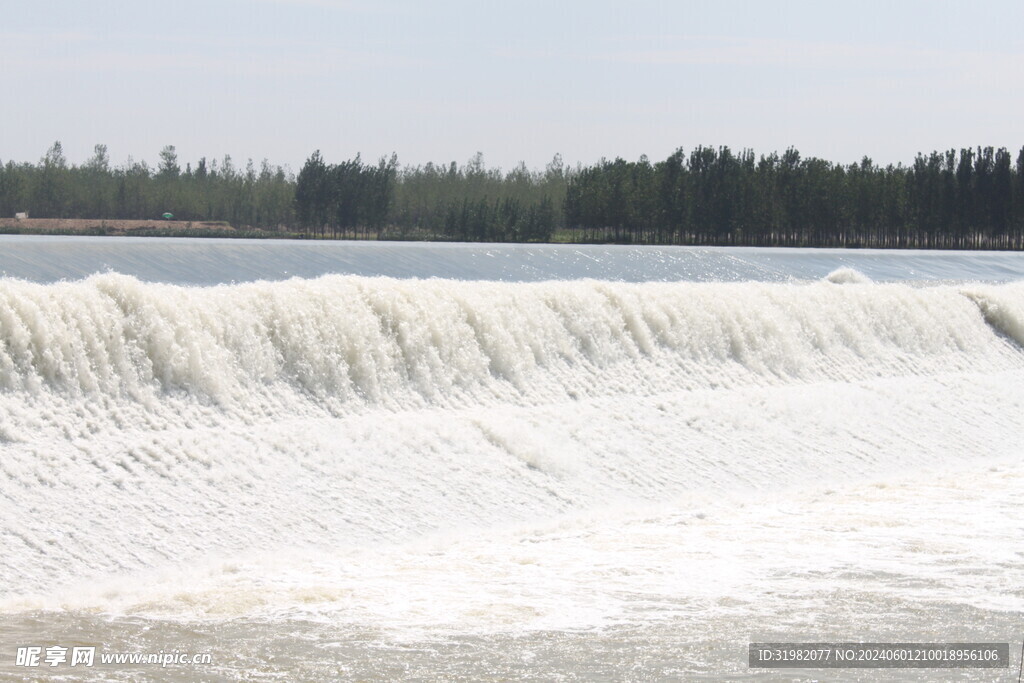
[2,0,1022,173]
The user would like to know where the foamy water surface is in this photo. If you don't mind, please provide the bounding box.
[1,238,1022,680]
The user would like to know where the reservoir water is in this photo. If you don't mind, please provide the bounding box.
[1,236,1022,680]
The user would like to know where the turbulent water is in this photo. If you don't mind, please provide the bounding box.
[1,239,1023,680]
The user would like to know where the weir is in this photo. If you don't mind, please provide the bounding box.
[2,273,1023,402]
[2,271,1024,606]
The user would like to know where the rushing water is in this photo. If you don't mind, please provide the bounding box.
[1,237,1022,680]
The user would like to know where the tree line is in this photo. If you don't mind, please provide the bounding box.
[3,141,1024,249]
[564,146,1024,249]
[0,143,294,229]
[290,150,566,241]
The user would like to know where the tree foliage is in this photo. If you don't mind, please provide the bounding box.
[0,142,295,229]
[565,145,1024,248]
[4,142,1024,249]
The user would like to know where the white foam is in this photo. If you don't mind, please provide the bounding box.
[824,267,873,284]
[1,273,1018,403]
[2,274,1024,615]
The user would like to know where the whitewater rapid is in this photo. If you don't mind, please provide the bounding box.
[2,271,1024,619]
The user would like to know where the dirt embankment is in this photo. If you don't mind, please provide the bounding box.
[0,218,236,235]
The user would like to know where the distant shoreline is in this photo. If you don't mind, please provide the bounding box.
[0,218,292,239]
[3,217,1023,250]
[6,144,1024,250]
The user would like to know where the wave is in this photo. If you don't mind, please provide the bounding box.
[960,282,1024,347]
[823,266,873,284]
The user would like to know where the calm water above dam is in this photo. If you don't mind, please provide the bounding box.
[3,234,1024,283]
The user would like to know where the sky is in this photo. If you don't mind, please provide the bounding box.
[2,0,1023,174]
